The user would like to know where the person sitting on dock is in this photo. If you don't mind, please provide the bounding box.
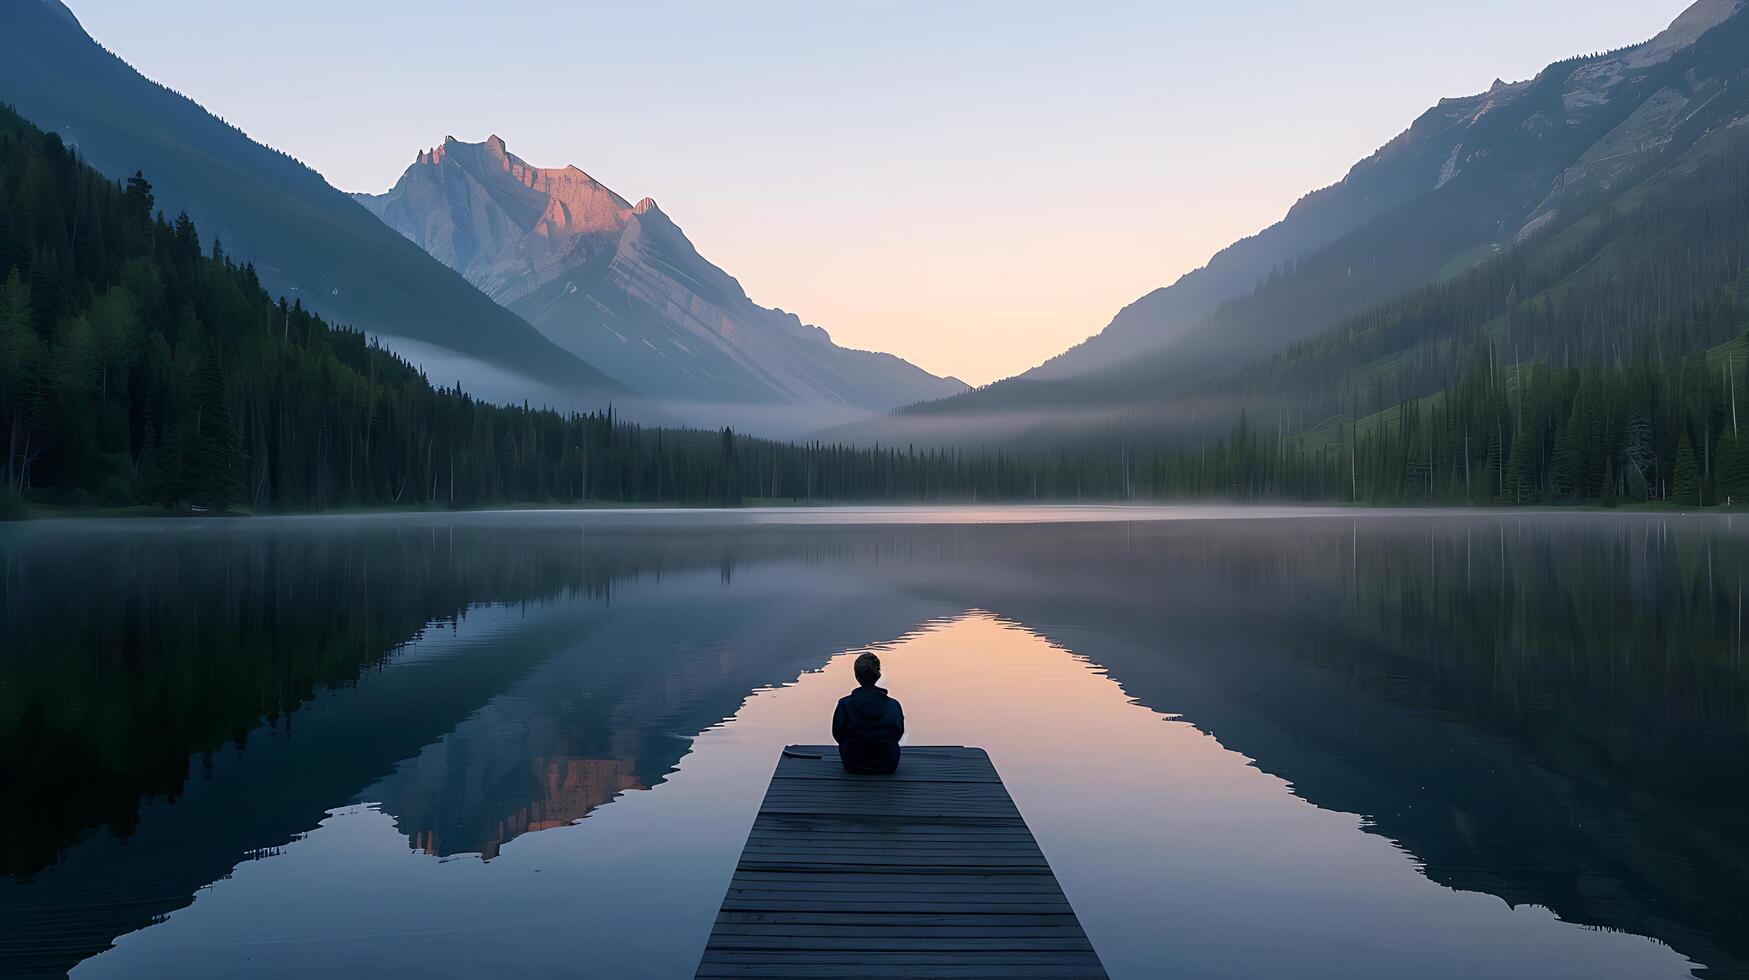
[831,652,904,773]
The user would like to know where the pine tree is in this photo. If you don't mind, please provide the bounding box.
[192,342,244,509]
[1550,419,1578,500]
[1673,434,1702,507]
[0,268,41,495]
[1718,429,1749,507]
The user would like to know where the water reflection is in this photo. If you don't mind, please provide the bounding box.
[1,510,1745,978]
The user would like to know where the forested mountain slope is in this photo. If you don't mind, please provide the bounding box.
[0,107,1120,513]
[830,0,1749,447]
[7,94,1745,514]
[0,0,623,403]
[919,118,1749,507]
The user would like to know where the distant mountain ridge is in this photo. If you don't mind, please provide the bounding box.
[825,0,1749,446]
[0,0,625,406]
[1028,0,1746,385]
[356,136,966,431]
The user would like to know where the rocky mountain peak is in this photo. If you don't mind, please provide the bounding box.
[357,134,967,422]
[1638,0,1743,65]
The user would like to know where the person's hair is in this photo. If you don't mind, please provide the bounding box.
[853,652,882,687]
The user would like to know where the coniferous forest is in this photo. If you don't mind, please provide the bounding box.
[0,105,1057,514]
[5,99,1749,515]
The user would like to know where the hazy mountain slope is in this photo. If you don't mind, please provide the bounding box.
[1032,0,1747,386]
[0,0,623,403]
[1024,82,1521,383]
[824,0,1748,447]
[1271,118,1749,451]
[1098,0,1749,414]
[355,137,965,428]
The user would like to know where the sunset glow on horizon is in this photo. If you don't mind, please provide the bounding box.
[69,0,1689,385]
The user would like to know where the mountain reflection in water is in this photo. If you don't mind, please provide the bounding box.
[0,509,1743,978]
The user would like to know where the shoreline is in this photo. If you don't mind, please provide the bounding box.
[6,499,1739,527]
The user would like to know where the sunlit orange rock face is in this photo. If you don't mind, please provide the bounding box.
[369,135,634,306]
[526,757,645,830]
[356,136,966,423]
[410,757,644,861]
[489,757,645,858]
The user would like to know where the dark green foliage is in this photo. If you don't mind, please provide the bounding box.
[968,335,1749,508]
[7,92,1749,512]
[0,2,616,392]
[145,338,244,508]
[0,106,1156,512]
[1719,428,1749,506]
[1674,435,1702,507]
[962,114,1749,508]
[909,11,1749,431]
[0,485,23,519]
[1230,127,1749,435]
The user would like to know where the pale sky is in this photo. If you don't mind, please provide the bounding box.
[69,0,1690,385]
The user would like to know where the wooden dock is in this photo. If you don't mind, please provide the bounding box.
[696,745,1105,978]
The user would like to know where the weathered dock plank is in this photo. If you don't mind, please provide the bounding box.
[697,745,1105,978]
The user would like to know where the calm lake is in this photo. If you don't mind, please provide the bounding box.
[1,507,1745,978]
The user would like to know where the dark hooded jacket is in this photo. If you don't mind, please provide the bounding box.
[832,685,904,773]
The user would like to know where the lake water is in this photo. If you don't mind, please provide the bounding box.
[1,507,1745,978]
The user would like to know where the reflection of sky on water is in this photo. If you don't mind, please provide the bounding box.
[78,607,1692,979]
[7,509,1743,978]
